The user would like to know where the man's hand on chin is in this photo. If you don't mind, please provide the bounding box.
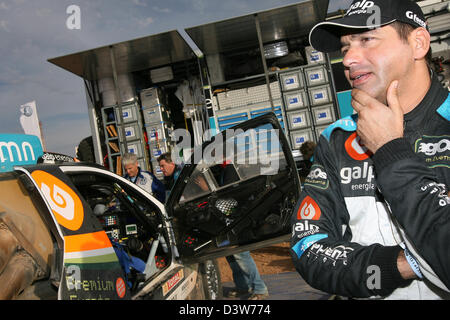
[351,80,404,153]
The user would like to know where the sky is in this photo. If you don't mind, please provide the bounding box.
[0,0,352,157]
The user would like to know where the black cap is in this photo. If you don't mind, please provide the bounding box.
[309,0,428,53]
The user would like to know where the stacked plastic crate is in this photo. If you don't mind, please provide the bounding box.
[99,74,149,174]
[280,46,337,149]
[140,87,174,180]
[115,102,149,172]
[280,69,312,149]
[304,46,336,141]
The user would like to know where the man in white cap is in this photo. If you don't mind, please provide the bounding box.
[290,0,449,299]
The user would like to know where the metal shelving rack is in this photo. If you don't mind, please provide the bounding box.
[101,105,121,173]
[100,101,150,175]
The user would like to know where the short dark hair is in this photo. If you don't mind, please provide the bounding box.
[390,21,432,69]
[157,152,173,163]
[299,141,316,161]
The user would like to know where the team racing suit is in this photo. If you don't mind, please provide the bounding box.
[290,75,450,299]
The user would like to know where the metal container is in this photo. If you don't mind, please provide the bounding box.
[304,65,329,87]
[148,141,170,160]
[118,122,143,142]
[150,66,174,83]
[140,87,165,108]
[311,104,335,126]
[121,140,145,159]
[286,109,311,130]
[290,128,315,149]
[283,90,308,111]
[280,71,304,91]
[151,160,164,179]
[315,124,330,140]
[308,85,332,106]
[142,105,171,124]
[115,103,140,124]
[305,46,326,65]
[145,123,173,142]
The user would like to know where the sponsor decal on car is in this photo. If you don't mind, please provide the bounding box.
[31,170,84,231]
[116,277,126,299]
[27,168,128,300]
[163,269,185,296]
[167,270,198,300]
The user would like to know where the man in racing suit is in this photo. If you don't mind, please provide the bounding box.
[290,0,449,299]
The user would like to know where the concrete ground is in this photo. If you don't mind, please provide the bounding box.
[221,271,331,300]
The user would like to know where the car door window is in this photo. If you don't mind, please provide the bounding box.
[233,123,287,179]
[180,162,213,202]
[180,123,287,203]
[172,118,299,260]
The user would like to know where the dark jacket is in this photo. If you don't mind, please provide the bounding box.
[163,165,182,197]
[290,75,450,299]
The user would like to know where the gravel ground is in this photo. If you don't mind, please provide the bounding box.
[217,242,295,283]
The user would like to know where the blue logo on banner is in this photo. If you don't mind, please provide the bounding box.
[0,134,43,172]
[292,234,328,259]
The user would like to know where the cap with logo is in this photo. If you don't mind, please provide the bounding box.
[309,0,428,53]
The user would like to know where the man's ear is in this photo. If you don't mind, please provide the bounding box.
[411,27,431,61]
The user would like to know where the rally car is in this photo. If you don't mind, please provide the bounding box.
[0,113,300,300]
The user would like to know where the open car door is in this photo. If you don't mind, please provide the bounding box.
[166,113,301,262]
